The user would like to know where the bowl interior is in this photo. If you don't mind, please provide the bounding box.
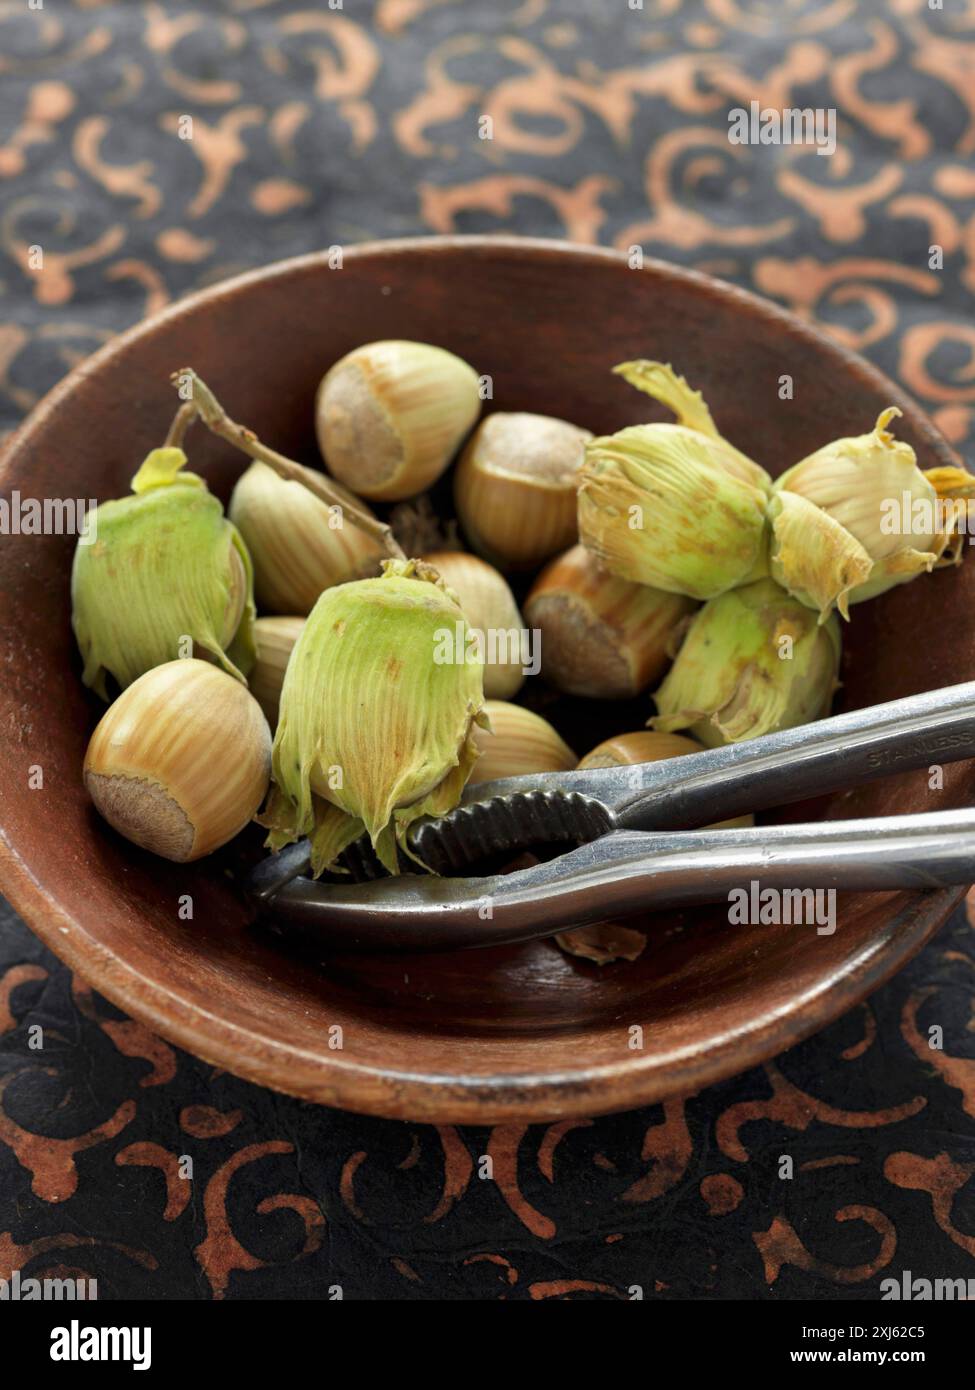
[0,238,967,1122]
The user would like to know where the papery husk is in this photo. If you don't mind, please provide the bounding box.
[613,360,770,489]
[773,408,953,612]
[578,423,770,600]
[652,578,841,747]
[768,490,873,621]
[71,447,256,699]
[554,923,646,965]
[261,558,487,876]
[259,782,363,878]
[579,359,772,600]
[923,465,975,567]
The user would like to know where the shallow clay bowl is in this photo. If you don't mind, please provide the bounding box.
[0,237,968,1123]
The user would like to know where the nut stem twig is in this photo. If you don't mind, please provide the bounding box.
[168,368,404,558]
[164,400,197,449]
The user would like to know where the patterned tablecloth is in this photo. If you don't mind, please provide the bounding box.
[1,0,974,1300]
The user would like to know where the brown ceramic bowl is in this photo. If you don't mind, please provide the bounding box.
[0,237,968,1123]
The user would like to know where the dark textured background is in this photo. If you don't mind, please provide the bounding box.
[1,0,974,1300]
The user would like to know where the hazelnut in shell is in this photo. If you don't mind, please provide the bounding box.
[524,545,695,700]
[454,412,591,570]
[315,340,481,502]
[579,730,752,828]
[423,550,526,700]
[470,700,576,784]
[84,659,272,862]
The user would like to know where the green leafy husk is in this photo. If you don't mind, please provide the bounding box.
[578,362,772,601]
[652,577,841,747]
[261,558,487,877]
[772,408,962,615]
[71,447,256,699]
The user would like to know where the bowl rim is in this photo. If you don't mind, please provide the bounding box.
[0,233,963,1122]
